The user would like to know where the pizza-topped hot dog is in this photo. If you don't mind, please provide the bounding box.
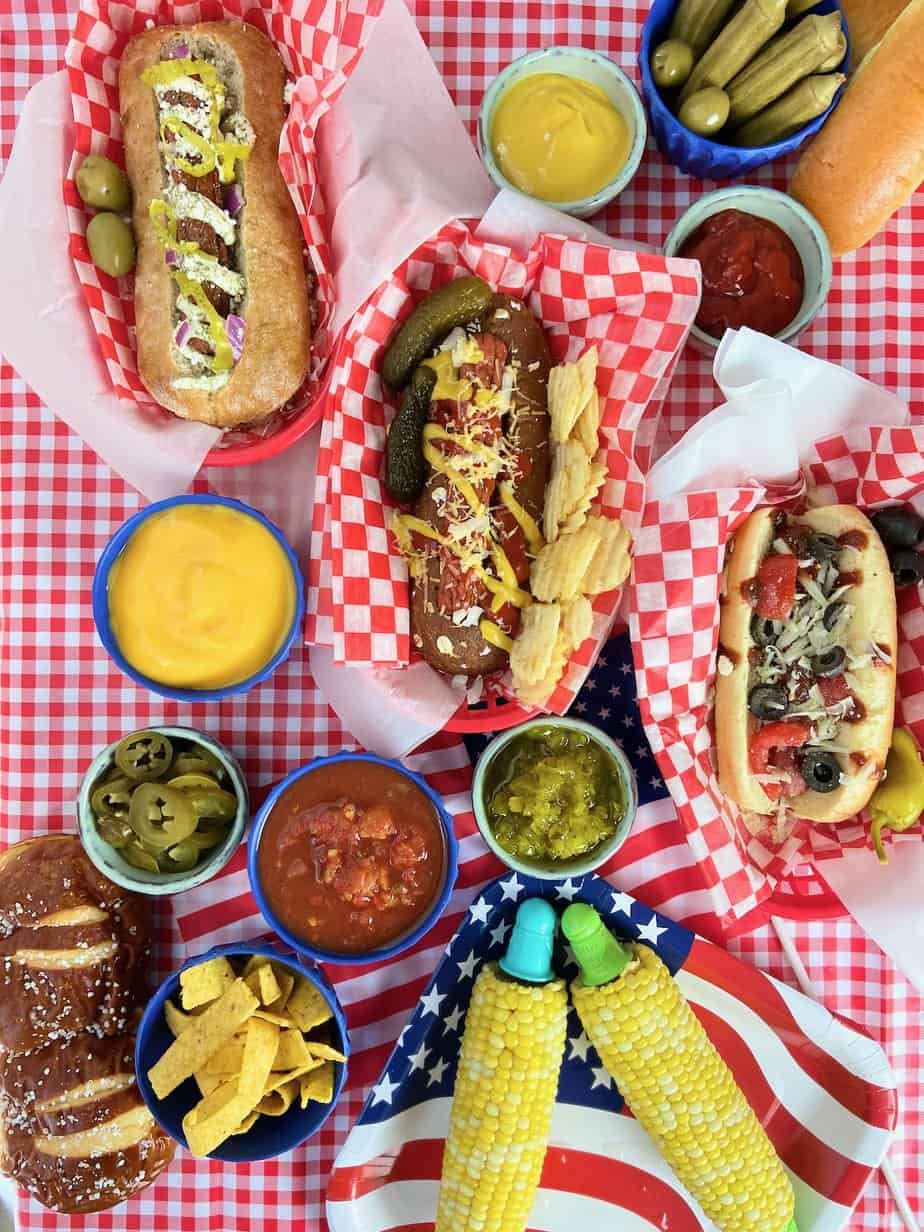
[715,504,897,825]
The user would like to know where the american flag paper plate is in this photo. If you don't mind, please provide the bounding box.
[327,873,897,1232]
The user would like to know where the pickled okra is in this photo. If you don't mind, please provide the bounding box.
[726,11,843,124]
[669,0,737,56]
[734,72,845,144]
[679,0,787,102]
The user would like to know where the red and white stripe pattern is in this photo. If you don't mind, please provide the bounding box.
[326,874,897,1232]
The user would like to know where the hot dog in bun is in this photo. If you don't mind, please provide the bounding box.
[715,504,896,823]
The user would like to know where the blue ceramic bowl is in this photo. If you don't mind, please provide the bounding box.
[92,494,305,702]
[135,942,349,1162]
[639,0,849,179]
[248,752,460,966]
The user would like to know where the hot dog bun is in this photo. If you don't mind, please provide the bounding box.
[716,505,896,823]
[120,22,310,427]
[838,0,912,62]
[411,295,551,677]
[789,0,924,256]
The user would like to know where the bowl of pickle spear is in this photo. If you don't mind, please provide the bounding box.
[77,727,249,894]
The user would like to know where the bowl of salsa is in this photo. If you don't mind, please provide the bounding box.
[472,718,638,879]
[248,753,459,965]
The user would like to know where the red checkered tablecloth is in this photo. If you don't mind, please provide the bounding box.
[0,1,921,1230]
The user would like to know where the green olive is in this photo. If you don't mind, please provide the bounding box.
[677,86,731,137]
[115,731,173,781]
[651,38,694,90]
[76,154,131,213]
[86,212,136,278]
[128,782,197,850]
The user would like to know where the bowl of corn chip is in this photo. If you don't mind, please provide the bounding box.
[135,943,349,1161]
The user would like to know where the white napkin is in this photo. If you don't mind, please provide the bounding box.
[646,327,923,995]
[0,73,220,500]
[820,843,924,999]
[0,0,495,500]
[648,326,911,499]
[475,186,653,254]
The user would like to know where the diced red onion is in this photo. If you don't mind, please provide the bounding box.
[226,314,245,362]
[225,183,244,216]
[167,43,189,59]
[164,249,180,269]
[175,320,190,348]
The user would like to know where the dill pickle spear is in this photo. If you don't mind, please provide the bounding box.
[669,0,737,57]
[382,276,494,391]
[385,365,438,503]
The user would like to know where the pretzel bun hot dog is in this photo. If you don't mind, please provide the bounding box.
[119,22,311,428]
[716,505,896,824]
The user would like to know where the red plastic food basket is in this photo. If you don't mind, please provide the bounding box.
[764,861,847,921]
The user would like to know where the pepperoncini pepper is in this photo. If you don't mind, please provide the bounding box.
[868,727,924,864]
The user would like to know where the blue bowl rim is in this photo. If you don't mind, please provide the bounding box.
[92,493,306,703]
[247,751,460,967]
[134,940,350,1162]
[638,0,850,165]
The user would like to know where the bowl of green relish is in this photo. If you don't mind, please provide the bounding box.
[472,718,638,879]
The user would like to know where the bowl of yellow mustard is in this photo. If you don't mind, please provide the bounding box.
[472,718,638,879]
[93,494,304,701]
[477,47,648,218]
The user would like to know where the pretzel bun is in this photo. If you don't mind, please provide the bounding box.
[0,836,150,1055]
[716,505,896,823]
[0,1028,174,1213]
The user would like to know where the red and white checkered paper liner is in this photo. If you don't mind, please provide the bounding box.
[628,423,924,926]
[305,218,700,713]
[63,0,383,448]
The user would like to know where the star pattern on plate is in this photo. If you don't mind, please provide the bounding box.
[408,1043,429,1073]
[427,1057,449,1087]
[611,890,635,917]
[636,916,668,945]
[555,877,581,902]
[499,874,523,902]
[469,898,492,925]
[419,986,446,1018]
[372,1072,400,1105]
[590,1065,613,1090]
[456,949,479,981]
[443,1004,465,1035]
[568,1031,593,1063]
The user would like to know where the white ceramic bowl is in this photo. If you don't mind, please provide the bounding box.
[77,725,249,896]
[471,717,638,879]
[477,46,648,219]
[663,185,833,353]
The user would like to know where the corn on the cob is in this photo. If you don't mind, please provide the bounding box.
[435,960,567,1232]
[564,905,795,1232]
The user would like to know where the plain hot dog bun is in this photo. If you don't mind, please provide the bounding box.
[789,0,924,256]
[838,0,912,62]
[716,505,896,823]
[120,22,310,427]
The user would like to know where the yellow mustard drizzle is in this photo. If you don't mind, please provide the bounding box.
[392,515,530,610]
[479,620,513,652]
[499,481,544,556]
[143,55,254,376]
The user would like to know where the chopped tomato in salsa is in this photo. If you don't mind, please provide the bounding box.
[257,761,445,954]
[753,554,799,620]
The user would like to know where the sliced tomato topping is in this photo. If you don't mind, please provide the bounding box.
[749,720,810,800]
[817,674,851,706]
[754,553,799,620]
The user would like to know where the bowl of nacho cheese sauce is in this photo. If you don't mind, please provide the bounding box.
[249,753,459,965]
[94,495,303,701]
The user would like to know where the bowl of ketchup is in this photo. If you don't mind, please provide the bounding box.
[665,186,832,351]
